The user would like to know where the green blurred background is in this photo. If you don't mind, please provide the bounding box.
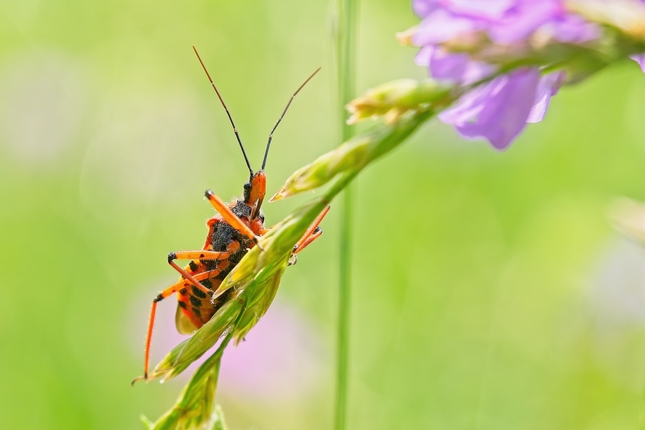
[3,1,645,429]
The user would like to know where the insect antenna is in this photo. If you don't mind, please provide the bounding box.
[261,67,321,171]
[192,46,254,176]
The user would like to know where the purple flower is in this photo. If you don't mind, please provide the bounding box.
[218,301,327,401]
[527,71,565,123]
[410,0,603,148]
[437,69,566,149]
[439,68,540,149]
[412,0,598,48]
[415,46,494,85]
[631,54,645,73]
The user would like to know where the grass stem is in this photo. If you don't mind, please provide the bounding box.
[335,1,358,429]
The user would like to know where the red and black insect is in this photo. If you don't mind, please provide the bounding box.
[136,47,327,381]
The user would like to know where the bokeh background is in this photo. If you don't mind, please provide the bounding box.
[3,1,645,429]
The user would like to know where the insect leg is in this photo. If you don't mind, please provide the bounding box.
[133,268,224,384]
[294,228,323,254]
[133,279,188,384]
[170,250,230,261]
[293,205,330,254]
[202,216,222,249]
[288,206,330,265]
[167,250,229,297]
[205,190,264,250]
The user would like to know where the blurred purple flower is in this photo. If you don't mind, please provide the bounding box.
[527,70,565,123]
[438,68,535,149]
[410,0,603,148]
[414,46,493,85]
[436,69,566,149]
[412,0,599,50]
[631,54,645,73]
[218,301,327,401]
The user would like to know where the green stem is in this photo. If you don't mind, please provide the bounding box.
[335,0,358,429]
[336,185,352,430]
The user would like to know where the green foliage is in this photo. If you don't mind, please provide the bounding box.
[143,350,229,430]
[273,108,437,201]
[346,80,450,124]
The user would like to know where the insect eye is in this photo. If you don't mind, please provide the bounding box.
[243,182,252,201]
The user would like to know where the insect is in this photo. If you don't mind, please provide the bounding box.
[136,47,328,382]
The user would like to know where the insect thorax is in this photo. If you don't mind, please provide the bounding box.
[207,199,261,278]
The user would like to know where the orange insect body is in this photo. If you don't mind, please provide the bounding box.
[135,48,325,382]
[174,172,268,333]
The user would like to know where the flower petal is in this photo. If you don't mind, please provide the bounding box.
[413,10,480,45]
[527,71,564,123]
[440,68,541,149]
[414,45,434,68]
[549,14,601,43]
[412,0,440,18]
[428,49,495,84]
[630,54,645,73]
[446,0,515,21]
[489,0,562,44]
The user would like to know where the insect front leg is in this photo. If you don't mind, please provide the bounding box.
[205,190,264,250]
[289,206,330,265]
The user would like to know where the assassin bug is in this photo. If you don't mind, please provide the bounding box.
[135,47,327,382]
